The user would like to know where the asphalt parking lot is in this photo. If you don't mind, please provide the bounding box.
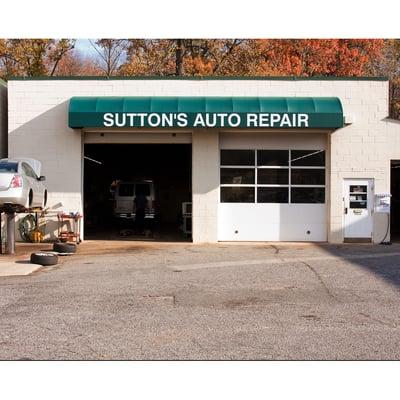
[1,241,400,360]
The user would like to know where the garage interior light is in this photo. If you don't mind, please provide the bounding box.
[84,156,103,165]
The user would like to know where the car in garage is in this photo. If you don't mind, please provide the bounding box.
[0,158,47,212]
[113,180,156,220]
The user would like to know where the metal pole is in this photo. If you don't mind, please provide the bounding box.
[5,211,15,255]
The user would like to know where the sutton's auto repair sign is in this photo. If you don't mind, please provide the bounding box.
[102,112,310,128]
[68,96,344,129]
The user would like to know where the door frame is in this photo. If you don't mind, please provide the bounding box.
[342,178,374,242]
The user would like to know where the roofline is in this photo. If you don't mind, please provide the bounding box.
[6,75,389,82]
[0,78,7,87]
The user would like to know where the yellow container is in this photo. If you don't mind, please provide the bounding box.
[30,230,43,243]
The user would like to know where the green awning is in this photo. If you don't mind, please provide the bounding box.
[68,96,344,129]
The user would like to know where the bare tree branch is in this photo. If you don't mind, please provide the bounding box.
[89,39,128,77]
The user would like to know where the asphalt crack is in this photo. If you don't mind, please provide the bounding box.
[270,244,288,263]
[270,245,280,255]
[300,261,338,301]
[358,312,398,328]
[300,314,321,321]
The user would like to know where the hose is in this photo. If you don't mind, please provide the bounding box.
[379,213,391,245]
[18,214,37,242]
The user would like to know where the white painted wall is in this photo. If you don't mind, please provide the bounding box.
[192,129,219,243]
[7,78,400,243]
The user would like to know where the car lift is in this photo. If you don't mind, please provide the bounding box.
[5,211,16,254]
[0,205,42,255]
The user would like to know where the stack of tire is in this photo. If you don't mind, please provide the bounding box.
[30,242,77,266]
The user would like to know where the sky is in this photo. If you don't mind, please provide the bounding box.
[74,39,99,57]
[74,39,128,65]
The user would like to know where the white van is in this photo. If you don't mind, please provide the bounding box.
[113,180,156,220]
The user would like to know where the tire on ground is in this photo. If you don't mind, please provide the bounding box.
[30,252,58,266]
[53,242,77,254]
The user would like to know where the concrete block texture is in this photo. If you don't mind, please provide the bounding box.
[192,129,219,243]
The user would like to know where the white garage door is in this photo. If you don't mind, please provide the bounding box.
[218,133,328,242]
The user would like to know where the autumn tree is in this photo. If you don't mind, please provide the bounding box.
[119,39,246,76]
[53,50,102,76]
[0,38,389,79]
[47,39,77,75]
[247,39,385,76]
[369,40,400,119]
[0,39,75,79]
[171,39,245,75]
[90,39,129,77]
[182,39,247,75]
[119,40,185,76]
[118,39,384,78]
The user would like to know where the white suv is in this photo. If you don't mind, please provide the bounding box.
[113,181,156,220]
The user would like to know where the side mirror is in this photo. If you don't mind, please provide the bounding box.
[38,176,46,181]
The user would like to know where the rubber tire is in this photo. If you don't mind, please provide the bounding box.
[30,252,58,266]
[53,242,77,254]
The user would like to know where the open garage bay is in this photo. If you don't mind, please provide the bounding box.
[84,144,192,242]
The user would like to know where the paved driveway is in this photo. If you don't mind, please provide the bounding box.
[0,242,400,360]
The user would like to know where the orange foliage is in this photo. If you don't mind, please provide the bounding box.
[184,56,214,75]
[52,51,103,76]
[0,39,387,79]
[118,39,384,78]
[251,39,384,76]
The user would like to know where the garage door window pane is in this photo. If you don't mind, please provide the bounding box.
[220,187,255,203]
[257,150,289,166]
[291,188,325,203]
[221,168,255,184]
[221,150,255,166]
[291,150,325,166]
[291,169,325,185]
[119,184,134,196]
[258,168,289,184]
[135,184,150,196]
[257,187,288,203]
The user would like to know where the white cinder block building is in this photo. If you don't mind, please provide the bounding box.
[6,77,400,243]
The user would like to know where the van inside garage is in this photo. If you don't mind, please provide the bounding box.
[83,143,192,241]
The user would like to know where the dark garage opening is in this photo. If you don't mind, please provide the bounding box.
[391,160,400,241]
[84,144,192,241]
